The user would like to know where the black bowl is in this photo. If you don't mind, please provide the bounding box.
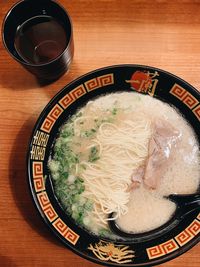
[27,65,200,266]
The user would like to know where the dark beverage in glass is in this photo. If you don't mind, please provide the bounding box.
[14,15,67,65]
[2,0,74,81]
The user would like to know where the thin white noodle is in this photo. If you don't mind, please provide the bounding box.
[77,117,152,226]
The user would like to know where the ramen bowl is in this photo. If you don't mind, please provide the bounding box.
[27,65,200,266]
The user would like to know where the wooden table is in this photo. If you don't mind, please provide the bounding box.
[0,0,199,266]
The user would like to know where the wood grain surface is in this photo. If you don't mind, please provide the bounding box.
[0,0,199,266]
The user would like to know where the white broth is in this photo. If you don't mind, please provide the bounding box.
[49,92,200,237]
